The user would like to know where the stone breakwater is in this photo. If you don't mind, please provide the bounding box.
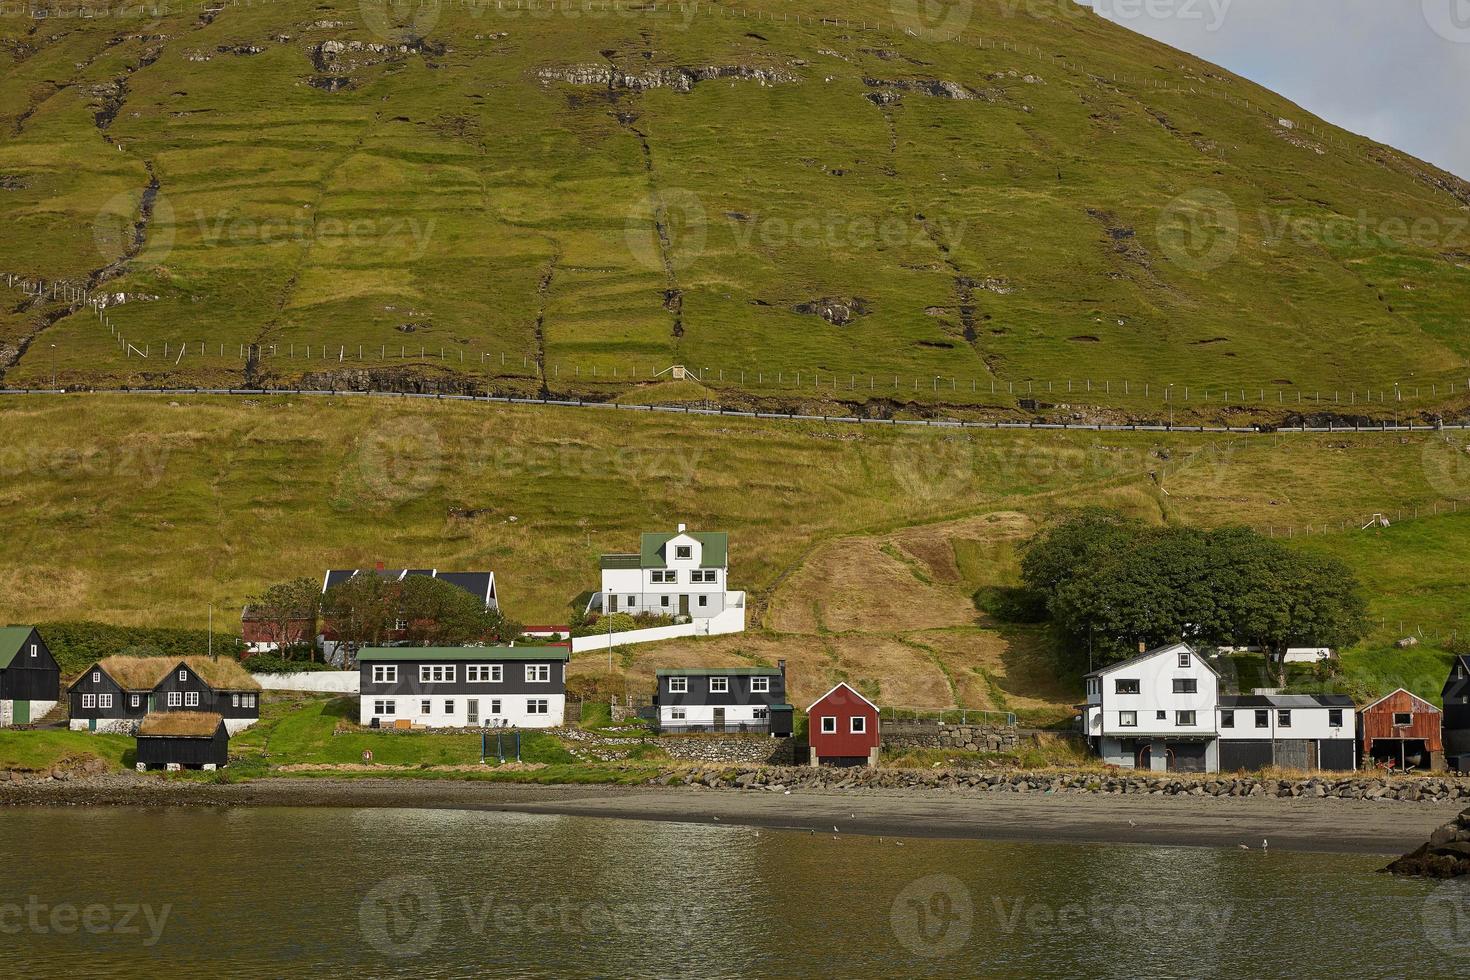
[646,765,1470,803]
[1385,807,1470,876]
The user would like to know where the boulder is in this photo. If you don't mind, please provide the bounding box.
[1385,806,1470,877]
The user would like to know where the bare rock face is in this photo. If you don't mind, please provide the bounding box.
[535,64,798,92]
[862,77,976,100]
[1384,807,1470,877]
[792,296,871,326]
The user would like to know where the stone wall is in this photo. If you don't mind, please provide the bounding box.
[882,722,1022,753]
[658,735,796,766]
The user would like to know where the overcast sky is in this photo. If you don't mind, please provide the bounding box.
[1083,0,1470,179]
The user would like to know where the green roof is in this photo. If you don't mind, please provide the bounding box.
[656,666,780,676]
[599,554,641,570]
[358,646,569,662]
[640,530,728,569]
[0,627,36,670]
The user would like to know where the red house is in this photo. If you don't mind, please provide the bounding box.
[807,682,880,767]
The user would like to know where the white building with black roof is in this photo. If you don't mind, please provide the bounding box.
[1217,694,1357,770]
[1082,642,1220,772]
[357,645,567,729]
[653,663,793,735]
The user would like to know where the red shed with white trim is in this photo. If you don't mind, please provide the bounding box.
[807,682,880,767]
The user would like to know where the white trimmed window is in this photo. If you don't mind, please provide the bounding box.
[697,596,708,607]
[1177,652,1190,668]
[1278,709,1292,728]
[130,695,141,708]
[709,677,729,694]
[82,694,96,709]
[527,699,549,715]
[675,545,692,560]
[29,644,37,658]
[371,665,398,684]
[1329,708,1344,728]
[525,664,550,683]
[179,669,188,681]
[444,700,455,714]
[750,677,770,693]
[670,707,686,720]
[668,677,688,693]
[625,595,635,607]
[691,570,717,584]
[185,691,200,708]
[232,694,240,708]
[1176,710,1195,726]
[651,570,676,584]
[1118,710,1137,727]
[467,665,501,683]
[490,699,502,714]
[92,671,101,683]
[374,700,395,716]
[99,694,113,709]
[243,694,256,709]
[1221,710,1234,728]
[820,716,836,734]
[420,700,432,715]
[420,665,455,683]
[167,692,182,707]
[851,715,866,734]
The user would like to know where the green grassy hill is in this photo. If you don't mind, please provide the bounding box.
[3,0,1469,418]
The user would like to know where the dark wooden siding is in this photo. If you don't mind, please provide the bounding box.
[658,673,785,708]
[135,726,230,767]
[67,667,147,720]
[359,658,568,698]
[0,629,61,701]
[1360,690,1442,753]
[152,665,259,719]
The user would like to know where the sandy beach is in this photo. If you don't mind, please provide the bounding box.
[2,776,1451,854]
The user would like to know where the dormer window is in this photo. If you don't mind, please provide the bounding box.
[675,545,692,560]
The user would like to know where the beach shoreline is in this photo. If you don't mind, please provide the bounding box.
[1,775,1449,855]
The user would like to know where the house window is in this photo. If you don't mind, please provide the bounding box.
[1255,710,1269,728]
[1177,652,1190,668]
[1277,709,1292,728]
[92,671,100,683]
[626,595,635,607]
[1393,712,1412,727]
[1221,710,1234,728]
[167,692,182,707]
[185,691,200,708]
[179,669,188,681]
[374,700,396,716]
[668,677,688,694]
[1114,679,1140,695]
[444,700,455,715]
[820,716,837,734]
[851,716,867,734]
[675,545,692,560]
[670,707,686,721]
[394,619,408,631]
[691,570,716,584]
[709,677,729,694]
[1172,679,1197,694]
[1118,711,1137,727]
[750,677,770,693]
[525,664,551,683]
[1156,710,1166,721]
[753,707,769,720]
[233,694,240,708]
[82,694,96,709]
[660,596,670,608]
[420,665,455,683]
[100,694,113,709]
[30,644,37,658]
[243,695,256,709]
[490,699,501,714]
[651,570,676,584]
[371,665,398,684]
[1329,709,1344,728]
[1176,710,1196,726]
[527,699,549,715]
[130,695,140,708]
[421,700,432,715]
[697,595,707,608]
[467,665,501,683]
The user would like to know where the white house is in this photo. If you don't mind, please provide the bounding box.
[590,525,745,633]
[357,646,567,730]
[1082,642,1221,772]
[1217,694,1357,770]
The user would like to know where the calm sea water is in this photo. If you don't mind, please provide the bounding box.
[2,807,1467,978]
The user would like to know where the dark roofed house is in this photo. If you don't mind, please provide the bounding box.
[69,656,262,734]
[135,712,230,771]
[1441,656,1470,772]
[1217,693,1357,772]
[358,645,569,730]
[317,566,500,661]
[0,626,61,727]
[653,662,793,736]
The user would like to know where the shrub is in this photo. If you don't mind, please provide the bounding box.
[34,621,245,676]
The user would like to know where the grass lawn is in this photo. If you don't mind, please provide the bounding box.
[0,729,133,772]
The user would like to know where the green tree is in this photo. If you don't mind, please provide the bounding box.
[399,576,519,647]
[246,577,322,660]
[321,574,396,664]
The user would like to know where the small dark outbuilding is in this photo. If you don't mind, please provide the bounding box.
[134,712,230,771]
[0,626,61,727]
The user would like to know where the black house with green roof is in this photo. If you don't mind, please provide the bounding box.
[358,645,569,730]
[0,626,61,727]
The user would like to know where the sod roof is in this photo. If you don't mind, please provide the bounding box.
[137,712,224,738]
[85,655,261,692]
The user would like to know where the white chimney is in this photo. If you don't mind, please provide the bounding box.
[677,523,687,533]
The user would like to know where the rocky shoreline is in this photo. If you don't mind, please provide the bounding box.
[1385,807,1470,877]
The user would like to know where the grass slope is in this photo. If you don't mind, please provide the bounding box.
[1,0,1468,415]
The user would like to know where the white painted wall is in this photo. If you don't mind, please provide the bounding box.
[1094,644,1219,737]
[660,704,769,725]
[253,671,360,693]
[571,595,746,654]
[358,694,563,729]
[1218,706,1354,741]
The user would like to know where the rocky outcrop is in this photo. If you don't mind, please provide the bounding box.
[535,64,797,92]
[1384,807,1470,877]
[863,77,977,100]
[792,296,870,325]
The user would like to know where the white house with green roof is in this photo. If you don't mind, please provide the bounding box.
[592,524,745,634]
[0,626,61,727]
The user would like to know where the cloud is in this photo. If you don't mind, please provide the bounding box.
[1083,0,1470,179]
